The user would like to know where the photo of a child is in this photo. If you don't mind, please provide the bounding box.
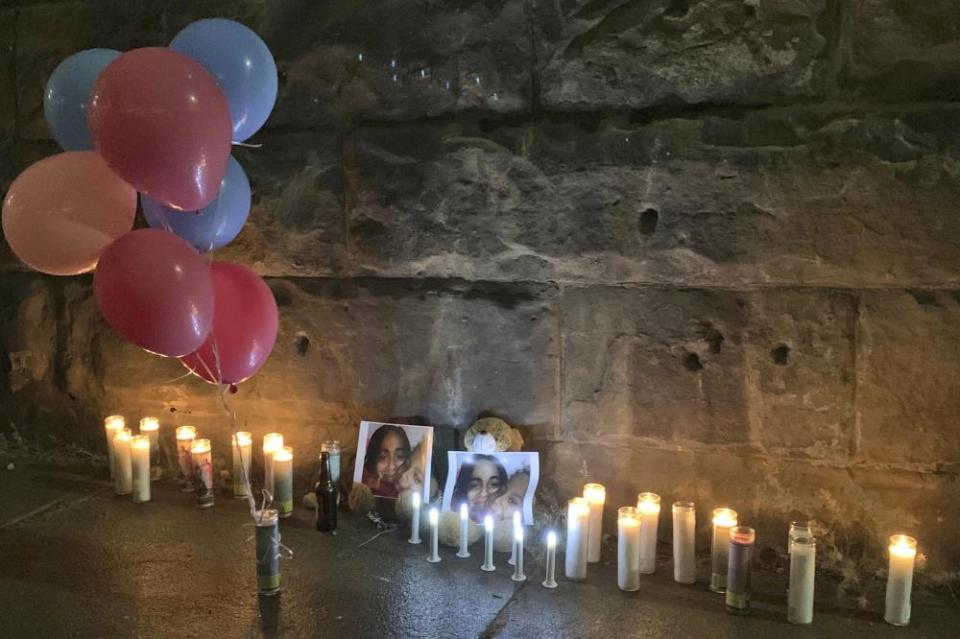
[442,451,538,525]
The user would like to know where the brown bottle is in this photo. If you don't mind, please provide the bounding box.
[315,451,337,532]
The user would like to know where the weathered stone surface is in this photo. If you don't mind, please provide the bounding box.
[56,276,558,464]
[844,0,960,101]
[561,286,751,445]
[15,0,267,140]
[857,290,960,465]
[264,0,531,128]
[534,0,833,110]
[344,109,960,287]
[0,10,15,140]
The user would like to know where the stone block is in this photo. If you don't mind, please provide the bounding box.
[534,0,832,110]
[0,9,15,140]
[560,286,751,445]
[857,290,960,465]
[263,0,531,128]
[843,0,960,101]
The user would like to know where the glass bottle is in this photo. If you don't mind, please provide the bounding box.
[315,451,338,533]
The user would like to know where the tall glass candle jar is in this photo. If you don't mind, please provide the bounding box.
[130,434,151,503]
[637,492,661,574]
[617,506,641,591]
[885,534,917,626]
[256,508,281,595]
[273,446,294,517]
[788,536,815,624]
[232,431,253,498]
[138,416,160,479]
[565,497,590,581]
[583,483,606,563]
[710,507,738,593]
[103,415,125,479]
[191,438,214,508]
[176,425,197,491]
[113,428,133,496]
[725,526,755,615]
[672,501,696,584]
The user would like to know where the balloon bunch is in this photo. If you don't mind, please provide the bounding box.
[2,19,280,386]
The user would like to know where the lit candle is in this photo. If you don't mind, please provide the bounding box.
[542,530,558,588]
[427,507,441,563]
[408,491,422,544]
[565,497,590,581]
[637,492,661,574]
[175,425,197,490]
[788,536,815,624]
[618,506,641,591]
[130,434,151,503]
[512,526,526,582]
[885,534,917,626]
[481,515,495,571]
[725,526,755,614]
[672,501,696,584]
[262,433,283,499]
[231,432,253,499]
[710,507,738,593]
[191,438,214,508]
[788,520,812,555]
[509,510,521,566]
[103,415,125,479]
[138,417,160,480]
[273,446,293,517]
[583,483,606,563]
[457,503,470,558]
[113,428,133,496]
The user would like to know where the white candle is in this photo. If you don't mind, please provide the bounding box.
[457,503,470,558]
[542,530,558,588]
[565,497,590,581]
[427,507,441,563]
[175,425,197,489]
[262,432,283,498]
[113,428,133,495]
[138,416,160,480]
[512,527,526,582]
[618,506,641,591]
[637,492,661,574]
[509,510,521,566]
[788,520,812,555]
[672,501,696,584]
[481,515,495,571]
[231,432,253,498]
[885,534,917,626]
[130,434,151,503]
[191,438,214,508]
[788,536,816,624]
[710,507,738,593]
[584,483,606,563]
[409,492,422,544]
[104,415,125,479]
[273,446,294,517]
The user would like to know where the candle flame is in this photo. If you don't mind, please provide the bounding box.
[114,428,132,442]
[583,483,606,504]
[104,415,125,431]
[712,507,738,528]
[139,417,159,432]
[131,435,150,450]
[414,492,422,507]
[429,507,438,525]
[889,534,917,558]
[191,438,211,454]
[232,431,252,447]
[459,502,467,519]
[484,514,494,532]
[273,446,293,463]
[263,432,284,454]
[637,492,661,514]
[547,530,557,548]
[176,425,197,441]
[515,527,524,543]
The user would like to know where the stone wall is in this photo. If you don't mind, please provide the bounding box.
[2,0,960,582]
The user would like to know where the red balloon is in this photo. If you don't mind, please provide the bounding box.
[181,262,278,385]
[88,48,232,211]
[94,229,214,357]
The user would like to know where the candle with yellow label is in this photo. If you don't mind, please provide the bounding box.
[565,497,590,581]
[583,483,606,563]
[672,501,696,584]
[542,530,558,588]
[138,417,160,480]
[104,415,125,479]
[113,428,133,496]
[131,434,151,503]
[262,433,284,499]
[618,506,641,591]
[710,507,738,593]
[273,446,294,517]
[191,438,214,508]
[885,534,917,626]
[232,432,253,498]
[637,492,661,574]
[175,425,197,490]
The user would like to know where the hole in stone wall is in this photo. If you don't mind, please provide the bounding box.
[771,344,790,366]
[699,321,724,353]
[683,352,703,372]
[294,333,310,356]
[664,0,690,18]
[639,208,659,236]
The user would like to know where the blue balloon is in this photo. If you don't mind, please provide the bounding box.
[142,156,251,252]
[170,18,277,143]
[43,48,121,150]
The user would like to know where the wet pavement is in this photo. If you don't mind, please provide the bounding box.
[1,459,959,638]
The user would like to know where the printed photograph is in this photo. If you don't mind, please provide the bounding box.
[353,421,434,503]
[442,451,539,525]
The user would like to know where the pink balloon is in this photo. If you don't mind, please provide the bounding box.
[2,152,136,275]
[94,229,214,357]
[181,262,278,385]
[88,48,232,211]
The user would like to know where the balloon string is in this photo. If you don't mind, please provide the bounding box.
[232,141,263,148]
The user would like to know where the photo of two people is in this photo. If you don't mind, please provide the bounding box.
[353,421,434,504]
[442,451,539,526]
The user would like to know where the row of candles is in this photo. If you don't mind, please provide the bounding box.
[415,483,918,627]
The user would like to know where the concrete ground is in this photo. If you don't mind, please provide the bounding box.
[1,459,959,638]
